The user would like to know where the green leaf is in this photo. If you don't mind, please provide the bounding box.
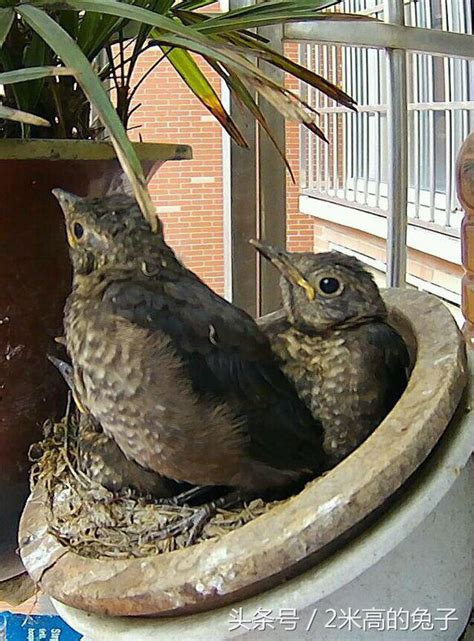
[0,47,32,116]
[163,47,248,148]
[206,57,295,180]
[22,31,49,113]
[62,0,339,120]
[0,104,50,127]
[0,66,74,84]
[18,4,156,230]
[0,7,13,46]
[177,10,356,111]
[174,0,216,10]
[77,11,124,58]
[197,13,338,34]
[194,0,340,32]
[61,0,219,45]
[225,30,355,110]
[57,0,354,138]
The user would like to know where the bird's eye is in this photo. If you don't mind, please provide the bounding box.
[318,276,343,297]
[73,222,84,240]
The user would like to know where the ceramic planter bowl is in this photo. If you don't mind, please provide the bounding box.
[19,289,470,635]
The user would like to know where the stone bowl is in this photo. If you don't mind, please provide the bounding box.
[18,289,467,617]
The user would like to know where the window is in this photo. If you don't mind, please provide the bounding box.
[300,0,474,236]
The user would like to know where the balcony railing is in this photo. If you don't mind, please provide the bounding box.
[300,0,474,238]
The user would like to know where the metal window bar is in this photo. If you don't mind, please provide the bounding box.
[297,0,473,246]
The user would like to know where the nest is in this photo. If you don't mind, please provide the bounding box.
[29,413,284,560]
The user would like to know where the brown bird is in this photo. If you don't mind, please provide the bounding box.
[78,418,182,498]
[53,189,324,535]
[47,356,181,497]
[251,241,409,467]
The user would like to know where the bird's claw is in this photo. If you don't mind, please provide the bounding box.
[154,492,246,545]
[152,504,215,544]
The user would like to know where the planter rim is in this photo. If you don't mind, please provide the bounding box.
[19,289,468,618]
[0,139,192,161]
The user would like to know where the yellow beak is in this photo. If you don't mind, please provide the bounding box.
[249,239,315,301]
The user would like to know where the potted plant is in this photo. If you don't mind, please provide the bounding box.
[0,0,356,583]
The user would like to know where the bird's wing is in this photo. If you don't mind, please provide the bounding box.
[103,273,324,474]
[364,322,410,413]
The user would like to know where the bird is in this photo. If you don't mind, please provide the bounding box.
[52,189,325,537]
[77,419,183,498]
[47,356,182,498]
[251,240,410,468]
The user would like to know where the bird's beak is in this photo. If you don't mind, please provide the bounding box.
[52,188,81,213]
[249,239,315,301]
[52,188,82,247]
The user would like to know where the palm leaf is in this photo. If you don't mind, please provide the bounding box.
[60,0,343,136]
[0,66,73,84]
[163,46,248,148]
[18,4,156,230]
[174,0,217,10]
[0,7,14,47]
[194,0,340,32]
[195,9,371,35]
[22,32,48,112]
[0,104,50,127]
[224,29,355,110]
[151,30,328,137]
[176,9,355,110]
[205,56,295,180]
[61,0,223,45]
[77,12,124,58]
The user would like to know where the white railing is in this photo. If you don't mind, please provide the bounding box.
[300,0,474,239]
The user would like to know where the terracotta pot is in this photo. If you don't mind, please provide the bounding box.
[0,139,191,581]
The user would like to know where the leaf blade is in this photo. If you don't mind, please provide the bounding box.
[0,104,50,127]
[18,4,156,229]
[0,66,74,84]
[205,57,295,179]
[0,7,13,47]
[163,46,248,148]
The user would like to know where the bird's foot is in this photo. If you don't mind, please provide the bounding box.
[152,503,215,545]
[156,491,245,546]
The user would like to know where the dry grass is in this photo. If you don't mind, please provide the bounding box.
[29,414,282,560]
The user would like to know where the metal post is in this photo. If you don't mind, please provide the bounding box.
[385,0,408,286]
[222,0,258,315]
[257,23,287,315]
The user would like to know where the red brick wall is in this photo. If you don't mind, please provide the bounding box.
[130,49,226,295]
[285,42,314,253]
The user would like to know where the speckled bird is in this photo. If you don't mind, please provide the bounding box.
[251,241,410,467]
[47,355,182,497]
[53,189,324,510]
[78,418,182,497]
